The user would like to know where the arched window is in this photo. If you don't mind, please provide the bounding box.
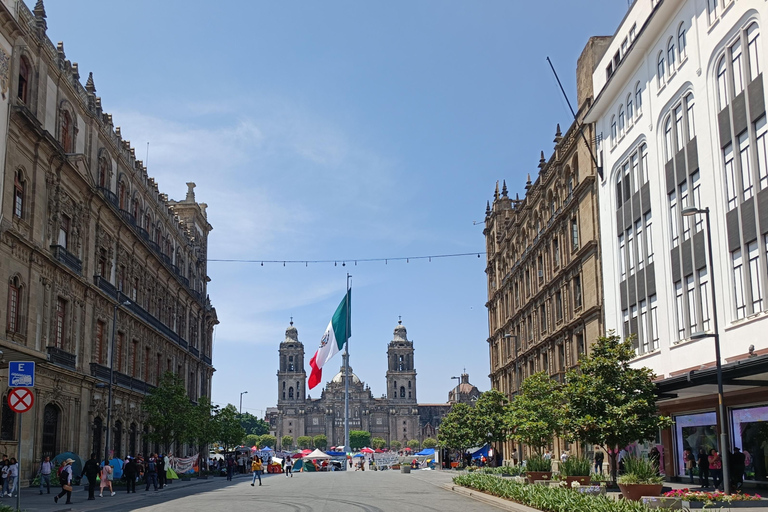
[635,82,643,115]
[657,51,666,87]
[42,404,59,458]
[13,170,23,219]
[408,381,411,389]
[129,423,137,456]
[618,105,625,134]
[288,387,294,399]
[113,420,123,458]
[748,23,761,82]
[667,37,676,72]
[626,93,634,122]
[717,56,728,109]
[399,386,405,398]
[132,198,139,221]
[732,38,744,95]
[7,276,21,334]
[119,180,127,210]
[98,157,108,189]
[610,115,617,146]
[17,56,30,103]
[60,109,74,152]
[92,417,103,457]
[664,116,673,160]
[0,395,15,440]
[678,23,687,60]
[685,93,695,141]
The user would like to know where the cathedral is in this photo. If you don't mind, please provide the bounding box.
[273,320,477,449]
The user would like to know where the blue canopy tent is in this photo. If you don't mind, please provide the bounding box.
[414,448,435,457]
[326,451,346,457]
[261,446,273,452]
[469,445,489,460]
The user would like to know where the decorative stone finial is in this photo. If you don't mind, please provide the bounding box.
[85,72,95,93]
[486,201,491,215]
[71,62,79,79]
[554,123,562,144]
[186,182,196,202]
[525,174,532,191]
[539,151,546,170]
[494,181,499,201]
[501,180,508,197]
[34,0,46,19]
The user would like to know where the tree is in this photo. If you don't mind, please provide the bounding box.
[438,403,481,454]
[187,396,219,453]
[258,434,276,449]
[297,436,313,449]
[313,434,328,450]
[281,435,294,450]
[236,412,270,436]
[218,404,246,451]
[506,372,562,455]
[563,333,673,482]
[408,439,420,451]
[474,389,510,447]
[349,431,371,450]
[371,437,387,450]
[142,371,194,452]
[390,440,402,451]
[244,434,260,448]
[422,438,437,449]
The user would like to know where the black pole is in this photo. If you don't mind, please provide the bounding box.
[106,303,118,464]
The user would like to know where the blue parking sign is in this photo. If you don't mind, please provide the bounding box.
[8,362,35,388]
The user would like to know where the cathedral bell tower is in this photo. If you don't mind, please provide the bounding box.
[385,319,417,403]
[277,320,306,405]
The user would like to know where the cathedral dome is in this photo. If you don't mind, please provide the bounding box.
[393,320,408,342]
[331,370,361,384]
[283,321,299,343]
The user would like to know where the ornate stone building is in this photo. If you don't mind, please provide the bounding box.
[275,320,464,449]
[0,0,217,479]
[484,40,607,463]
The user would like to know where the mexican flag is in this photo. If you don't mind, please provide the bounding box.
[308,291,351,389]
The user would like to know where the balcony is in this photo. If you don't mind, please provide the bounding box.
[202,354,212,366]
[189,346,199,357]
[97,187,119,208]
[47,346,76,370]
[120,209,136,226]
[89,363,156,394]
[50,245,82,275]
[90,362,110,381]
[94,275,117,298]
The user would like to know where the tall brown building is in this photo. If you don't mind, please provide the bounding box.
[0,0,216,479]
[484,39,609,464]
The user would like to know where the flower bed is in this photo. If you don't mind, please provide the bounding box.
[658,489,766,508]
[453,473,653,512]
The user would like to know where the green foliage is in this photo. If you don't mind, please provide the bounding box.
[312,434,328,450]
[525,454,553,472]
[142,371,194,452]
[507,372,562,454]
[560,456,592,477]
[371,437,386,450]
[478,465,525,476]
[438,403,480,451]
[617,456,663,485]
[236,412,270,436]
[258,434,276,449]
[390,440,402,451]
[186,396,219,451]
[422,437,437,449]
[474,389,510,444]
[218,404,246,451]
[562,334,672,482]
[281,435,294,450]
[297,436,313,449]
[408,439,420,450]
[349,431,371,450]
[244,434,260,448]
[453,474,653,512]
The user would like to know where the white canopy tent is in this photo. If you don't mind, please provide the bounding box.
[303,449,331,460]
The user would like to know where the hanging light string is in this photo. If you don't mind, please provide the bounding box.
[208,251,486,266]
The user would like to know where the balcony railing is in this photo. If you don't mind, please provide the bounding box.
[202,354,212,366]
[47,346,76,370]
[94,275,117,297]
[50,245,82,275]
[120,209,136,226]
[97,187,119,208]
[90,363,156,394]
[189,346,199,357]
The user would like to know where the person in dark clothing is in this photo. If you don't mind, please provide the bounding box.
[157,455,166,489]
[54,458,74,504]
[697,448,709,487]
[81,453,100,501]
[731,447,746,490]
[124,457,137,493]
[226,456,235,481]
[145,455,159,491]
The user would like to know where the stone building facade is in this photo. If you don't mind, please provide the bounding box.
[484,41,607,463]
[275,320,464,449]
[0,0,217,480]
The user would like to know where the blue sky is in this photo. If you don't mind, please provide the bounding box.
[43,1,628,417]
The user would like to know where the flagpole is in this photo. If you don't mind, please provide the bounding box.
[344,273,351,455]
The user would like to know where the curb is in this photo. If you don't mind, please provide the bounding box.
[441,483,541,512]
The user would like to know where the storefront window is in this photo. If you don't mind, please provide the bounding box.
[675,412,718,476]
[731,406,768,482]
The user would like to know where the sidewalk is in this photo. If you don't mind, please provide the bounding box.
[6,471,264,512]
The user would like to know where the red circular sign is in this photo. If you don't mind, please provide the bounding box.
[8,388,34,413]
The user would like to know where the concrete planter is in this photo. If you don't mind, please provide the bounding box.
[564,476,593,487]
[642,497,768,509]
[400,465,411,474]
[526,471,552,484]
[618,483,663,501]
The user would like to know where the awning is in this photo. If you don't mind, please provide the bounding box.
[415,448,435,456]
[304,449,331,460]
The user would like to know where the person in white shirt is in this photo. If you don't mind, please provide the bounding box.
[39,456,53,494]
[6,458,18,498]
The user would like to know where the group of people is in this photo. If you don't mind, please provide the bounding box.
[0,455,20,498]
[683,447,748,490]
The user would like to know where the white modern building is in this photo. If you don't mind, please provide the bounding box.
[586,0,768,482]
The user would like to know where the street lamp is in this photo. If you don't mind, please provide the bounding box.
[240,391,248,415]
[503,333,520,464]
[105,299,131,464]
[681,205,731,494]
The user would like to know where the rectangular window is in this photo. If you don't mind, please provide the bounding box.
[686,274,697,333]
[13,174,23,219]
[622,309,630,340]
[756,116,768,190]
[639,299,648,354]
[691,171,703,232]
[708,0,719,24]
[748,24,761,82]
[748,241,762,313]
[733,249,746,319]
[631,153,639,193]
[573,275,582,309]
[116,332,124,372]
[669,190,679,247]
[553,237,560,267]
[7,281,19,333]
[698,267,711,331]
[680,181,690,241]
[618,233,626,279]
[96,320,105,364]
[636,220,644,270]
[555,291,563,321]
[58,215,70,249]
[650,294,659,350]
[739,131,753,201]
[686,94,696,140]
[540,304,547,333]
[644,212,654,264]
[674,105,684,152]
[640,145,648,184]
[627,227,635,274]
[631,305,638,342]
[55,298,66,348]
[724,143,737,210]
[571,217,579,251]
[732,38,744,96]
[675,280,685,340]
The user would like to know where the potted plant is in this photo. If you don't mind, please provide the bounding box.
[617,456,663,501]
[560,455,592,487]
[525,454,552,484]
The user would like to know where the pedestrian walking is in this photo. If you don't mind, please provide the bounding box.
[594,448,604,475]
[145,454,159,491]
[54,458,74,505]
[731,447,746,490]
[683,448,696,484]
[38,455,53,494]
[251,457,263,486]
[6,458,18,498]
[226,455,235,481]
[708,449,723,490]
[697,448,709,487]
[157,453,166,489]
[99,460,115,497]
[81,453,100,501]
[124,456,137,493]
[285,456,293,477]
[0,456,9,497]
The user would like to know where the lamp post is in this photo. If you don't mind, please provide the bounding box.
[681,205,731,494]
[239,391,248,415]
[105,299,131,464]
[503,333,520,464]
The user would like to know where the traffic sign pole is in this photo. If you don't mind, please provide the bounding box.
[16,414,21,512]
